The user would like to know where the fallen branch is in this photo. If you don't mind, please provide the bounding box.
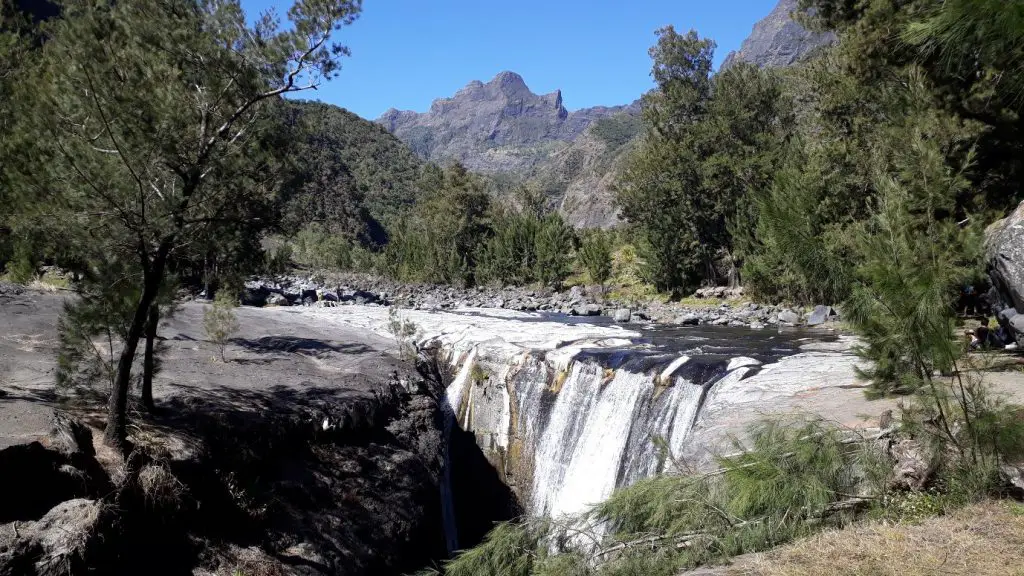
[591,497,872,561]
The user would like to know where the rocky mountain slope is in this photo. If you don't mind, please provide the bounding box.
[377,71,634,175]
[721,0,834,69]
[376,72,639,228]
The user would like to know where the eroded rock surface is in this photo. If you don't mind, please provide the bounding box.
[0,292,451,575]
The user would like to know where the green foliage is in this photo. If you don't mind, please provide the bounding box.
[742,150,854,304]
[293,225,352,271]
[382,163,492,286]
[477,212,541,286]
[4,239,37,284]
[57,286,135,392]
[590,114,642,151]
[277,100,424,241]
[386,306,419,361]
[617,29,792,293]
[264,242,293,277]
[532,214,575,287]
[441,521,544,576]
[578,230,614,289]
[473,196,576,287]
[204,292,240,363]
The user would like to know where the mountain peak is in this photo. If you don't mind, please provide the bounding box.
[375,72,628,174]
[489,70,528,90]
[722,0,834,69]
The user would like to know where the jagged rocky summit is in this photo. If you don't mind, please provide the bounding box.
[377,71,636,175]
[722,0,835,69]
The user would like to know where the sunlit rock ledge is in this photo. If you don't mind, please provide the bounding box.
[271,305,876,519]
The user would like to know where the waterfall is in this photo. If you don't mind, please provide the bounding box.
[527,361,604,515]
[440,347,478,553]
[508,351,742,519]
[550,370,652,517]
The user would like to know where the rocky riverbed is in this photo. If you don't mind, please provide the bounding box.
[238,273,842,330]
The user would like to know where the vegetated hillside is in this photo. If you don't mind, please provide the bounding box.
[280,100,426,244]
[528,110,642,228]
[721,0,834,69]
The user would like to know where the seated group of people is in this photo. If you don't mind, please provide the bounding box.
[959,284,1017,351]
[966,324,1013,350]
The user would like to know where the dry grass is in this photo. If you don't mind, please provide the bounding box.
[724,500,1024,576]
[138,462,186,510]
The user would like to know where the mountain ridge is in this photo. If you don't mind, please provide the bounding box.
[375,71,638,175]
[721,0,834,69]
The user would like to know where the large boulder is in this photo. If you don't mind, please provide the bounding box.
[777,309,801,325]
[986,202,1024,343]
[806,305,835,327]
[613,309,631,323]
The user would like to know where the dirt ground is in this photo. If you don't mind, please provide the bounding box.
[719,500,1024,576]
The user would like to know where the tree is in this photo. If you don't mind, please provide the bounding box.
[383,163,491,285]
[8,0,362,449]
[617,28,791,293]
[532,213,575,287]
[204,292,240,363]
[578,231,614,293]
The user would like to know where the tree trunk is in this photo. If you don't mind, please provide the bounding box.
[104,253,167,450]
[141,304,159,413]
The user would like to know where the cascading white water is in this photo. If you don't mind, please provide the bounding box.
[512,353,740,519]
[550,370,652,517]
[527,361,604,515]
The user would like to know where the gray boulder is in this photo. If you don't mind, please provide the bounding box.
[266,293,289,307]
[986,200,1024,343]
[613,309,631,323]
[777,309,801,325]
[678,314,701,326]
[806,305,835,327]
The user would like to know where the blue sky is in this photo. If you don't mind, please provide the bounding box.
[240,0,779,120]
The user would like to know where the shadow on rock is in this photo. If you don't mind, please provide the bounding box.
[231,336,373,357]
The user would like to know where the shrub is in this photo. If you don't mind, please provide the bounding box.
[578,231,613,292]
[292,225,351,271]
[386,306,419,361]
[204,292,240,362]
[264,242,293,277]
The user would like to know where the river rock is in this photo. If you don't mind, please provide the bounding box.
[572,304,601,316]
[266,293,289,307]
[777,309,800,325]
[613,309,631,323]
[806,305,834,327]
[678,314,701,326]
